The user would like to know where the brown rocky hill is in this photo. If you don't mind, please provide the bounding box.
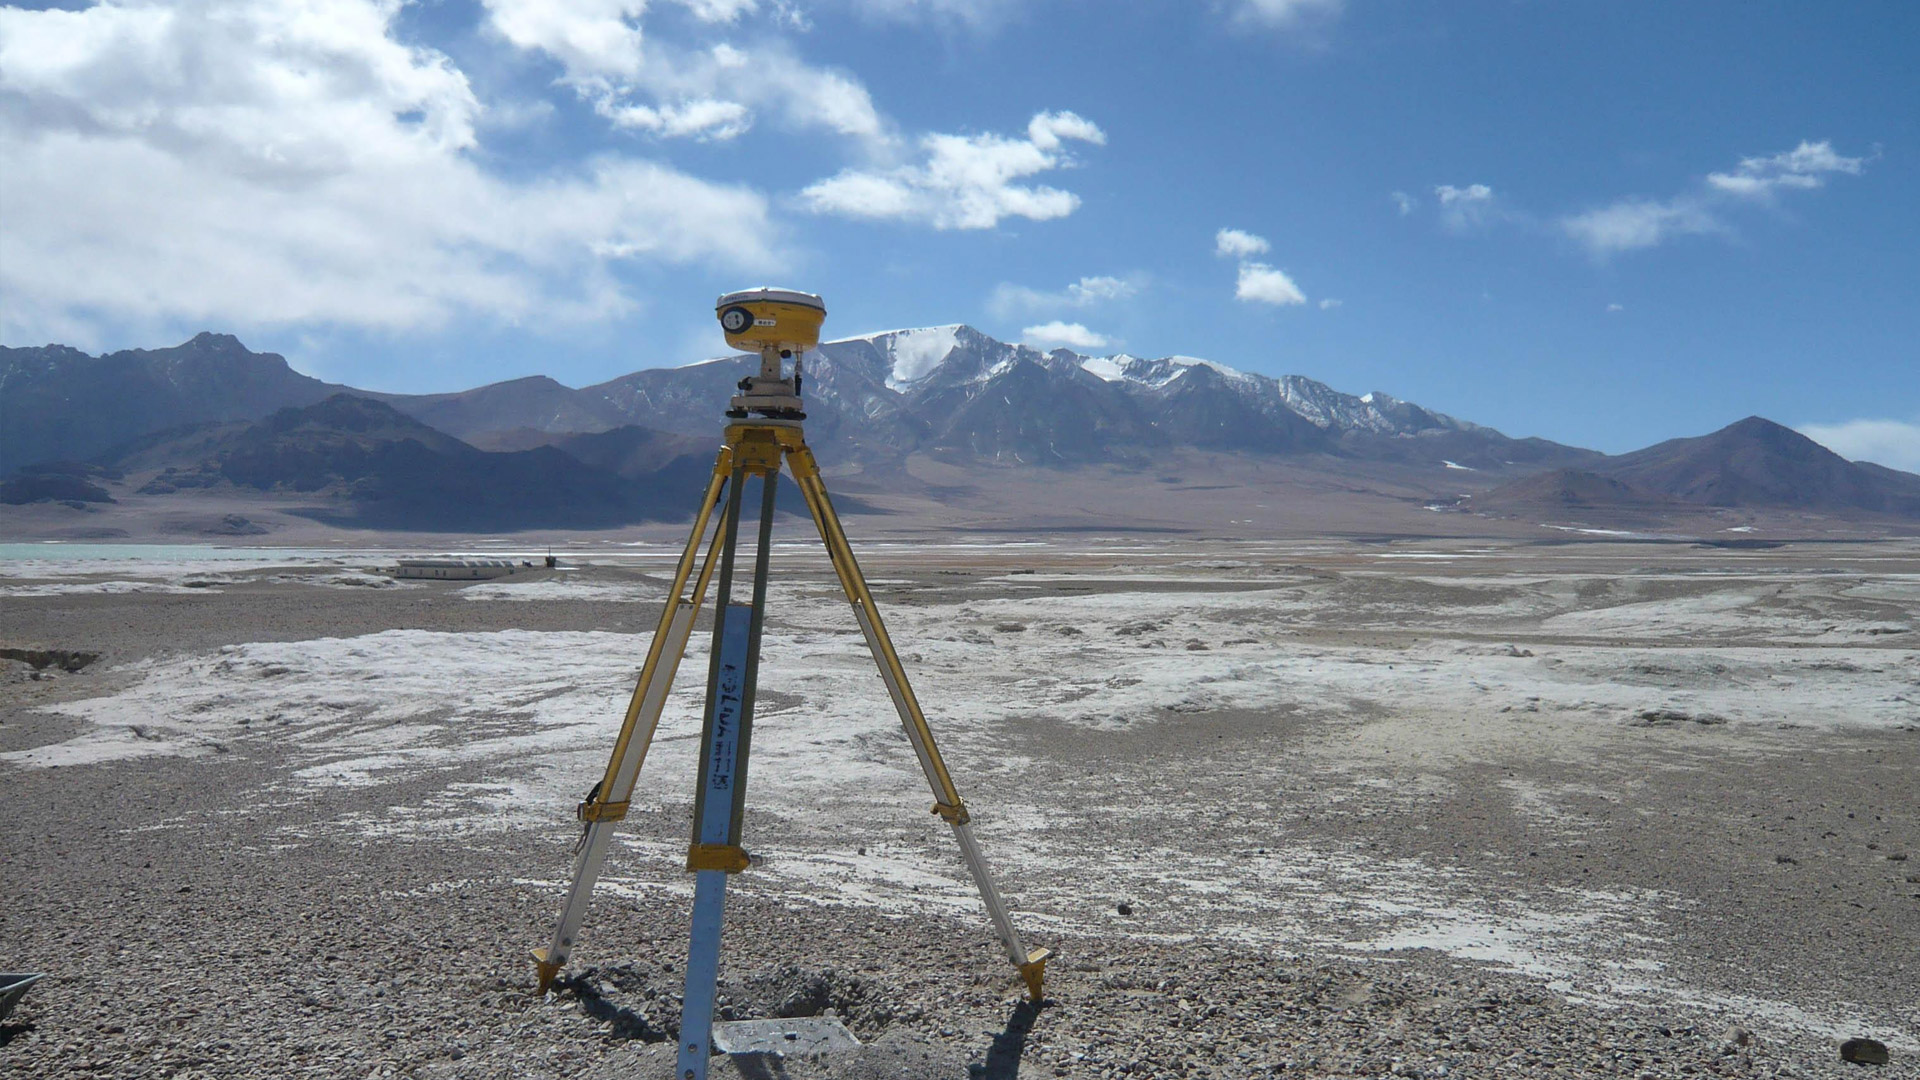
[1597,416,1920,516]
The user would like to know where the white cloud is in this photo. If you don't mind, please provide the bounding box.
[680,0,761,20]
[1707,140,1865,199]
[845,0,1018,28]
[1798,419,1920,474]
[1216,228,1308,306]
[1436,183,1492,204]
[481,1,885,143]
[800,110,1104,229]
[1215,227,1271,259]
[664,43,886,142]
[1066,275,1136,303]
[990,275,1139,316]
[1561,140,1868,257]
[1231,0,1343,30]
[1235,263,1307,306]
[1029,110,1105,150]
[1434,183,1495,230]
[602,97,751,138]
[1390,191,1416,216]
[482,0,647,81]
[1606,303,1624,313]
[0,0,776,341]
[1021,321,1109,350]
[1559,197,1720,255]
[1318,298,1342,310]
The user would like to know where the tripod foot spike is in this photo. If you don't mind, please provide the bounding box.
[1019,948,1054,1002]
[531,948,563,994]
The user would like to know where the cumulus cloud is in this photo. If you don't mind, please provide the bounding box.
[602,97,751,139]
[1560,140,1867,258]
[0,0,776,341]
[1390,191,1416,216]
[1214,227,1308,306]
[482,0,648,82]
[1021,321,1109,350]
[990,275,1140,317]
[1707,140,1865,199]
[1214,228,1271,259]
[481,1,884,143]
[1798,419,1920,474]
[1236,263,1307,306]
[800,110,1104,229]
[1434,183,1495,230]
[1028,110,1105,150]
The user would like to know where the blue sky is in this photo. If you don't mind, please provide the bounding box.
[2,0,1916,465]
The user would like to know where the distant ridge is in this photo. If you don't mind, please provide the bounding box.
[4,327,1603,476]
[0,332,342,473]
[361,375,628,441]
[7,331,1918,531]
[1473,417,1920,520]
[103,395,698,531]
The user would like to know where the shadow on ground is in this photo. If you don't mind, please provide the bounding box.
[972,999,1047,1079]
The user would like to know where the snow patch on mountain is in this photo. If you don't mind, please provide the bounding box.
[811,324,1478,440]
[1078,353,1256,390]
[839,326,964,391]
[1274,376,1465,434]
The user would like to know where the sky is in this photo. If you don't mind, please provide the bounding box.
[1,0,1916,466]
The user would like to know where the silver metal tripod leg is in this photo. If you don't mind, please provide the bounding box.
[532,454,733,991]
[847,603,1031,968]
[537,597,703,985]
[787,447,1052,999]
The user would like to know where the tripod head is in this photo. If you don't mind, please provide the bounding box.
[717,287,824,421]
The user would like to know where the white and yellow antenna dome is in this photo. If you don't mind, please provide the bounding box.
[715,287,827,354]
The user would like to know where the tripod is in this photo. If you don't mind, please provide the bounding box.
[530,363,1051,1078]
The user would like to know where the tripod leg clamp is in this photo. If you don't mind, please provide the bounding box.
[931,801,971,826]
[686,843,751,873]
[577,799,629,823]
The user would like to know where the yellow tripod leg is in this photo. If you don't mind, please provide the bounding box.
[785,443,1053,1001]
[532,446,734,991]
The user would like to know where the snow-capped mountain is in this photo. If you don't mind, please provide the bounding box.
[15,334,1920,533]
[1,326,1595,478]
[562,324,1588,469]
[832,326,1483,437]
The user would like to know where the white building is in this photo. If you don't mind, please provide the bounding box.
[392,558,519,581]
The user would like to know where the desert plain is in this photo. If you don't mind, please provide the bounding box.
[2,531,1917,1079]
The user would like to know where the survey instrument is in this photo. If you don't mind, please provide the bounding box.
[531,287,1051,1080]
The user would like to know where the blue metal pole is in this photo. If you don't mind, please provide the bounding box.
[677,604,752,1079]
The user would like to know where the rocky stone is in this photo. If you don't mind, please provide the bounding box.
[1839,1037,1889,1065]
[0,647,99,672]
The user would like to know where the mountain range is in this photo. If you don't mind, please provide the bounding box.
[2,329,1916,535]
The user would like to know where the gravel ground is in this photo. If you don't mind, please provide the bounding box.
[3,539,1917,1078]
